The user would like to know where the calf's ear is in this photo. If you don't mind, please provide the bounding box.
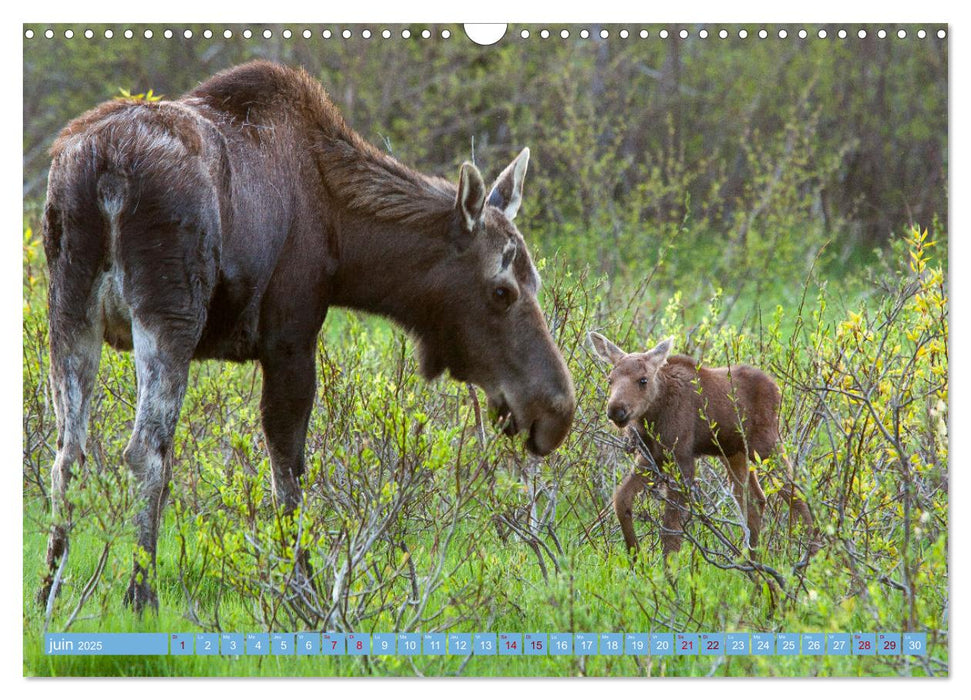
[648,337,673,362]
[588,331,626,365]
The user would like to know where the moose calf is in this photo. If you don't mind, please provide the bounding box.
[589,332,813,556]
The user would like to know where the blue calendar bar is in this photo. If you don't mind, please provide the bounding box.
[41,631,933,656]
[44,633,168,655]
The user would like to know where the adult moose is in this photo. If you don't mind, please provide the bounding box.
[40,61,575,611]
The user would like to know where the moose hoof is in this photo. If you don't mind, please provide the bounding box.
[661,541,684,559]
[124,576,159,614]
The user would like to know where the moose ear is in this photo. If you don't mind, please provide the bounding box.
[648,337,673,362]
[456,162,487,234]
[589,331,627,365]
[487,147,530,220]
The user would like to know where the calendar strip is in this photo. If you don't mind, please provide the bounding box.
[44,632,928,657]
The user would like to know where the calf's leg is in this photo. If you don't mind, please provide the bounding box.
[613,470,649,553]
[776,455,814,532]
[723,453,766,549]
[659,453,698,555]
[660,488,687,555]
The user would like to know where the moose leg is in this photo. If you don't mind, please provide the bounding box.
[259,340,319,589]
[259,344,317,514]
[123,318,195,613]
[775,471,819,556]
[660,488,687,556]
[747,470,768,534]
[724,453,766,550]
[39,305,103,606]
[659,453,697,555]
[776,456,814,532]
[613,471,649,553]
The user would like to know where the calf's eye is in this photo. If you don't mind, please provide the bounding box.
[639,377,648,386]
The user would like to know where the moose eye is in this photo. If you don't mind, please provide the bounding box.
[639,377,649,386]
[492,284,515,309]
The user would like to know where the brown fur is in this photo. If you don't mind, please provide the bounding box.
[589,333,814,556]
